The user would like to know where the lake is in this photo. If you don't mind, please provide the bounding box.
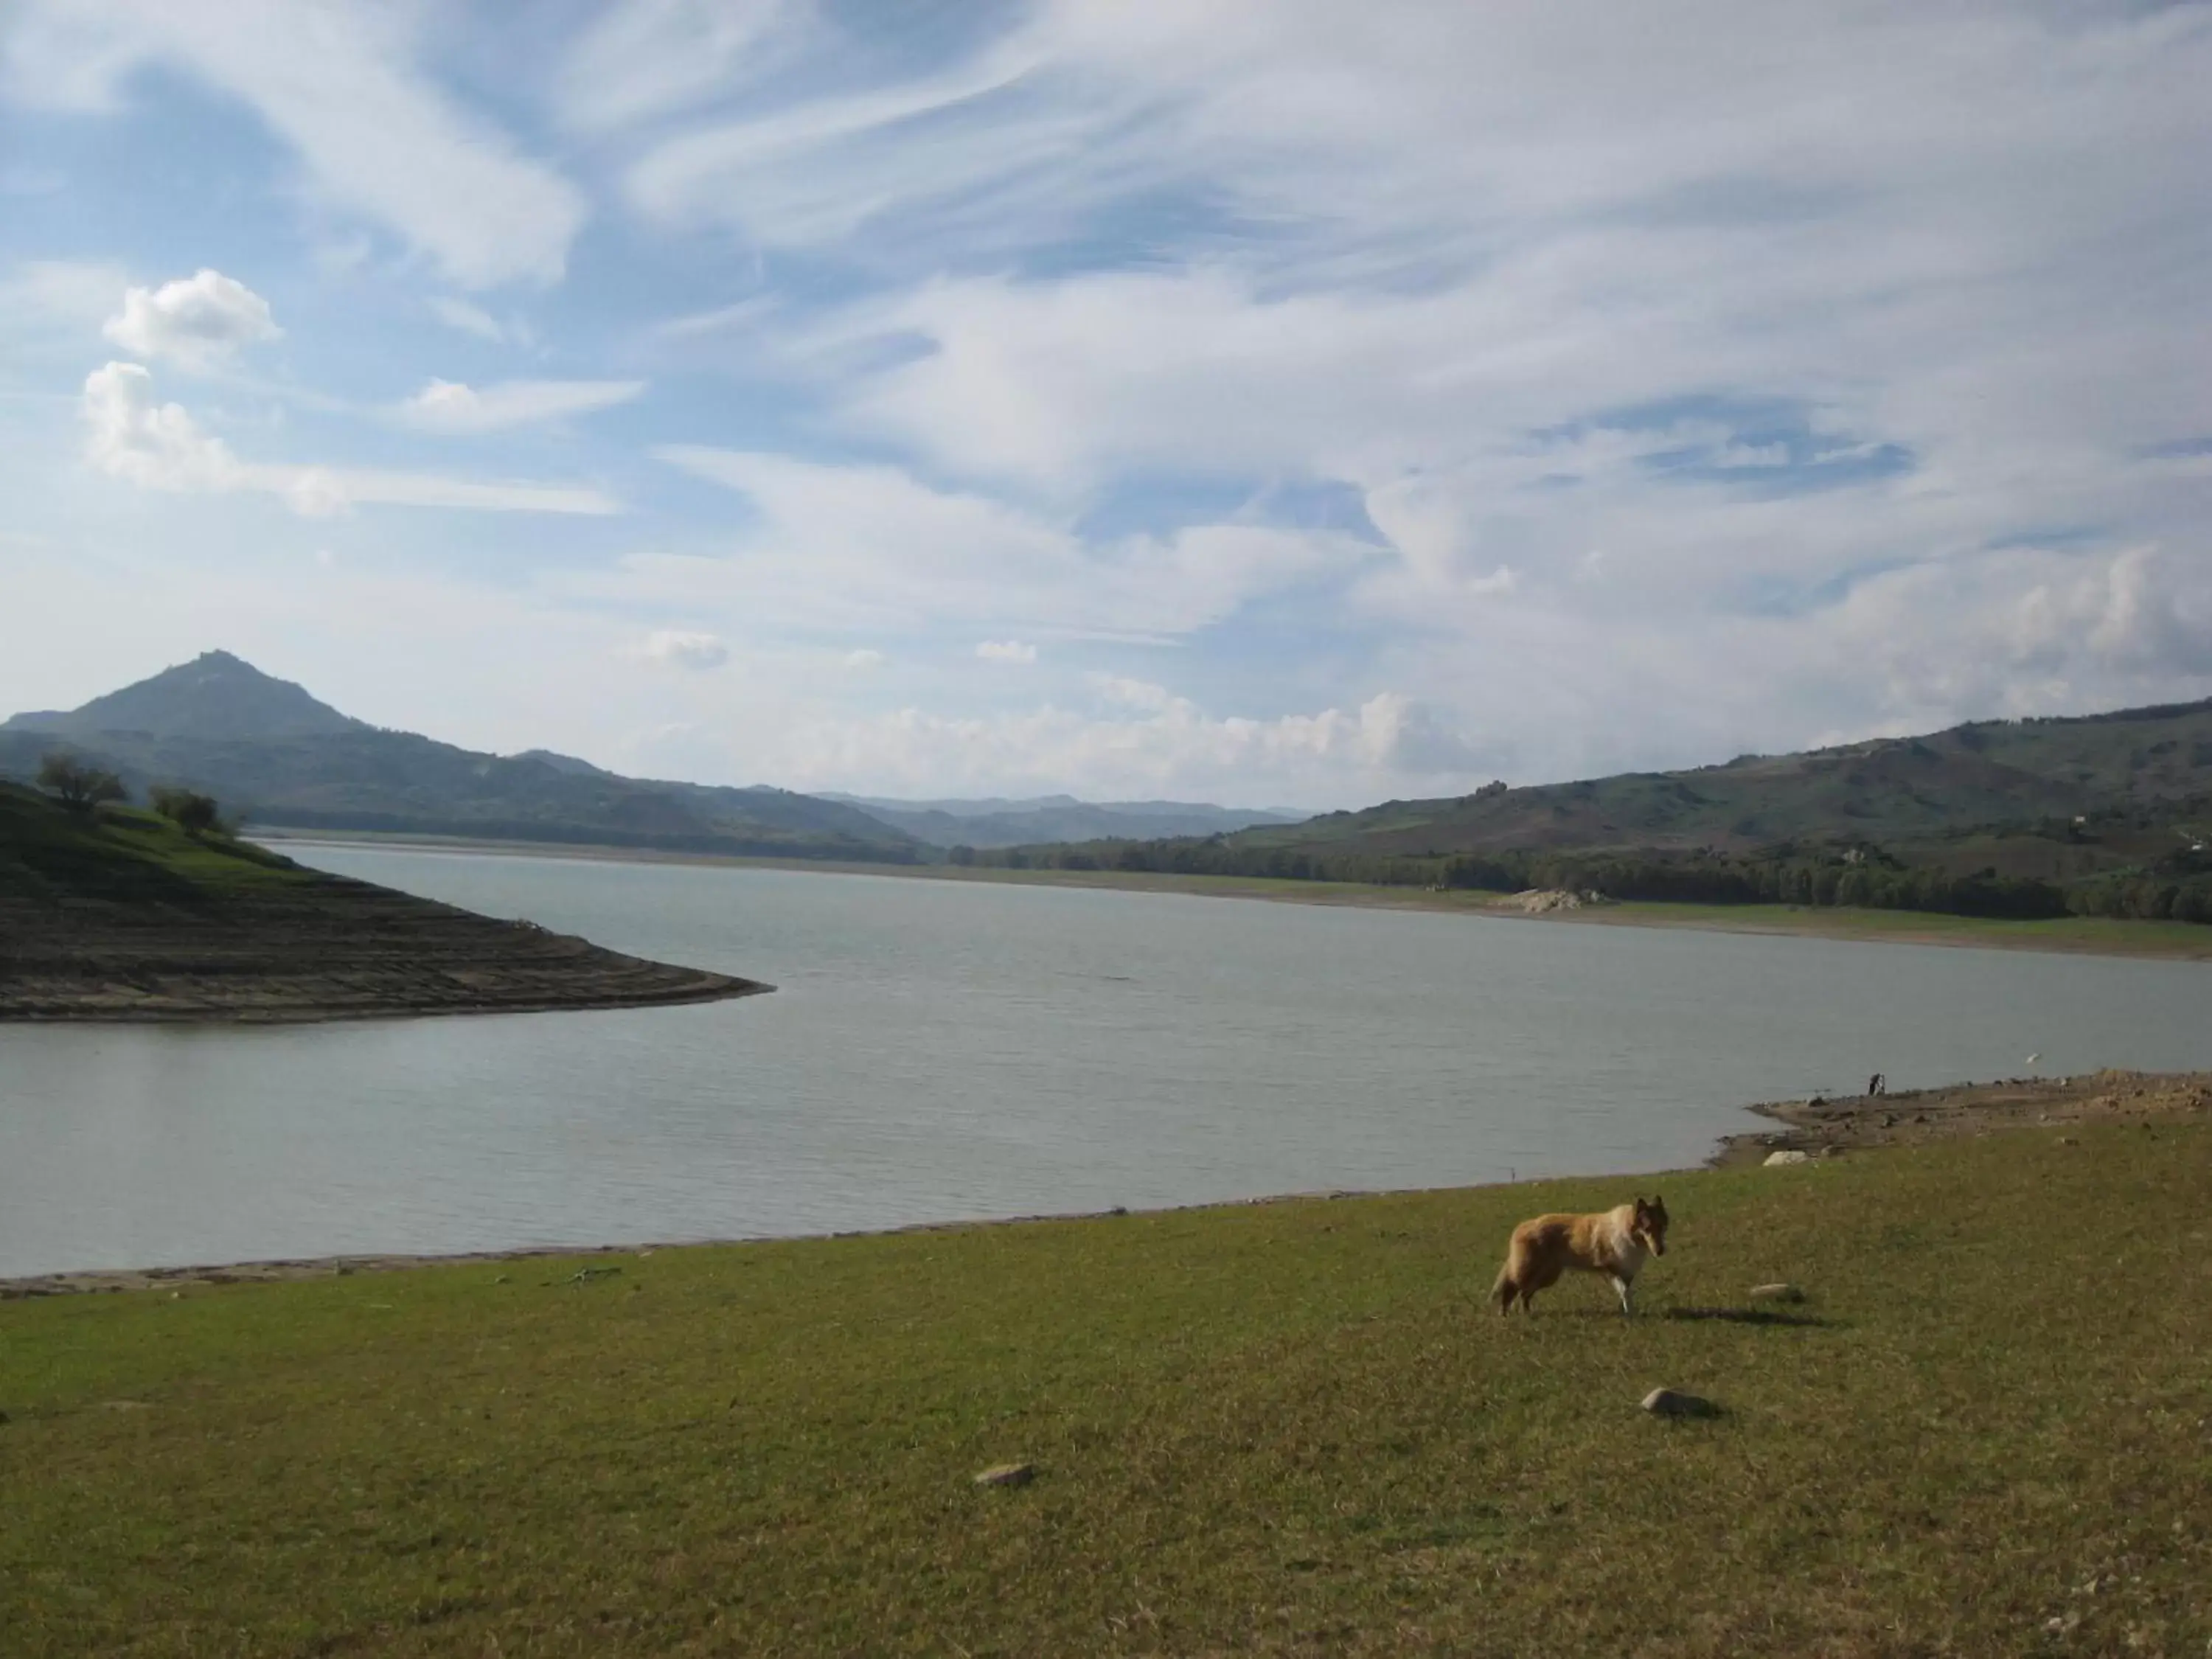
[3,844,2208,1278]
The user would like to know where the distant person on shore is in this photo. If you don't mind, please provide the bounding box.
[1867,1072,1886,1096]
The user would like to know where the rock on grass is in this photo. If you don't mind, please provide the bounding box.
[1641,1388,1719,1419]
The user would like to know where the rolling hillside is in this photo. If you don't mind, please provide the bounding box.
[1237,699,2212,860]
[979,697,2212,923]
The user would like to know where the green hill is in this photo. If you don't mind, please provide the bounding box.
[981,698,2212,924]
[1241,698,2212,859]
[0,653,919,862]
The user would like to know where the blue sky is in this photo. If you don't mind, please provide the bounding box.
[2,1,2209,809]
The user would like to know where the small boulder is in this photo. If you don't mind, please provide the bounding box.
[1763,1149,1812,1167]
[1747,1283,1804,1303]
[1641,1388,1719,1419]
[973,1462,1036,1488]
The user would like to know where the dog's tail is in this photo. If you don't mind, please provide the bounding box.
[1489,1265,1516,1312]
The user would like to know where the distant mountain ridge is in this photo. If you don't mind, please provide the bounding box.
[0,653,919,861]
[824,791,1304,849]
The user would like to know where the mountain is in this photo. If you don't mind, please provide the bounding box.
[826,793,1304,849]
[5,650,364,742]
[1,653,919,862]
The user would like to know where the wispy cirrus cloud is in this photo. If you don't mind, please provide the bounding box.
[4,1,583,287]
[397,378,647,434]
[648,445,1371,640]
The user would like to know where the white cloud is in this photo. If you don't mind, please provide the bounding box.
[6,1,584,288]
[645,448,1369,639]
[427,296,508,344]
[749,685,1485,804]
[555,0,812,134]
[82,361,243,491]
[843,648,886,669]
[397,379,647,434]
[81,363,622,517]
[975,639,1037,664]
[103,269,281,366]
[640,629,731,670]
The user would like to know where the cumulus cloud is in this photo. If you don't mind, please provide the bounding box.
[975,639,1037,664]
[81,361,243,491]
[844,648,887,669]
[641,629,731,669]
[81,363,622,517]
[398,378,647,434]
[102,269,280,366]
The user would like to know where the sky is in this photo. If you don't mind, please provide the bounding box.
[2,1,2209,810]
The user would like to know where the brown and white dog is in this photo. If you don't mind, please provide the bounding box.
[1491,1195,1669,1315]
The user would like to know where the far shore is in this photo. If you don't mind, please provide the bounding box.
[10,1068,2205,1301]
[260,827,2212,962]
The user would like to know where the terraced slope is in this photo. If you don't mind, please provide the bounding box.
[0,783,765,1022]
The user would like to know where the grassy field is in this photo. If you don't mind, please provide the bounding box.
[5,1125,2209,1656]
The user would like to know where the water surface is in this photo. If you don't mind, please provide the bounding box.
[3,844,2206,1277]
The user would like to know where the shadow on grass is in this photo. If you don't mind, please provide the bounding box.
[1662,1306,1832,1328]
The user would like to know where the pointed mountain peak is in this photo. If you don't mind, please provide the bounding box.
[3,651,366,742]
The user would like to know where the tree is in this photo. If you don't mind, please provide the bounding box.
[150,785,224,835]
[37,752,127,815]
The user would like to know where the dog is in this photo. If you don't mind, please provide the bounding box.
[1491,1194,1669,1315]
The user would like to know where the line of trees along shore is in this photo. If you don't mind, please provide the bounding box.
[955,838,2212,925]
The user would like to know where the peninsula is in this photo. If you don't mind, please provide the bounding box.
[0,781,765,1023]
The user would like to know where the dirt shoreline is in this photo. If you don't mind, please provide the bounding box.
[0,863,771,1024]
[13,1068,2205,1301]
[1706,1066,2212,1167]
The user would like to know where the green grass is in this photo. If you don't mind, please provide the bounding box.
[6,1126,2210,1655]
[1,782,307,905]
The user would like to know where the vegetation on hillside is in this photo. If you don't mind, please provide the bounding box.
[0,778,303,908]
[973,698,2212,925]
[4,1125,2206,1655]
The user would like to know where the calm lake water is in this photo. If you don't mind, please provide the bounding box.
[4,844,2209,1278]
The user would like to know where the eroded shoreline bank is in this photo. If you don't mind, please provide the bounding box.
[11,1068,2205,1301]
[0,865,769,1025]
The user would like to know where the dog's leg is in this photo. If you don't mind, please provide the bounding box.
[1610,1274,1633,1316]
